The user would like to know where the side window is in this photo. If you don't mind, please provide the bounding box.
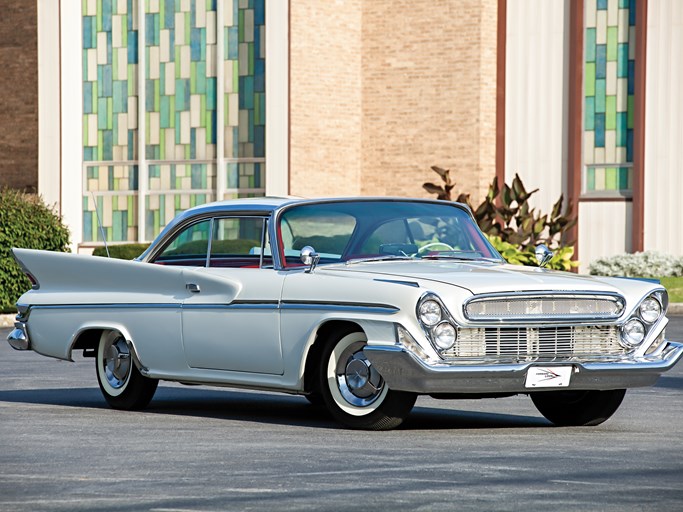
[209,217,271,268]
[154,219,212,266]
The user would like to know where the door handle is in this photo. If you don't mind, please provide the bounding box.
[186,283,201,293]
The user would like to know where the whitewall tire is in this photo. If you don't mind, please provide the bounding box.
[95,330,158,410]
[318,329,416,430]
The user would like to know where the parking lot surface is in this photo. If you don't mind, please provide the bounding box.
[1,319,682,511]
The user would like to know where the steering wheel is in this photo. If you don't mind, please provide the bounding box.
[416,242,455,254]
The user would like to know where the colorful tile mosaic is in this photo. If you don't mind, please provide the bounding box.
[83,165,139,242]
[584,0,635,194]
[83,0,266,244]
[226,162,264,191]
[224,0,265,158]
[146,163,217,238]
[82,0,139,162]
[144,0,218,160]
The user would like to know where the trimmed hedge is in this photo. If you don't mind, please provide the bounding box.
[0,189,71,312]
[92,243,150,260]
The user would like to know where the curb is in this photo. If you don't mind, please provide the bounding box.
[668,303,683,315]
[1,314,16,328]
[3,305,683,328]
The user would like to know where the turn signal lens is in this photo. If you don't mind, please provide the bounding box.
[621,318,645,348]
[639,297,661,324]
[419,300,442,326]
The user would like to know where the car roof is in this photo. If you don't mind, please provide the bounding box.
[168,196,471,227]
[139,196,474,262]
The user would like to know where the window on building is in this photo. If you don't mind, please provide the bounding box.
[82,0,266,243]
[582,0,635,198]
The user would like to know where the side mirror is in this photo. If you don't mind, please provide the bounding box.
[535,244,553,268]
[300,246,320,273]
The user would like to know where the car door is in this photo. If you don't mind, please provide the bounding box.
[177,216,285,374]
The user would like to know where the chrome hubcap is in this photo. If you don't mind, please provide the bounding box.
[335,342,384,407]
[103,336,131,389]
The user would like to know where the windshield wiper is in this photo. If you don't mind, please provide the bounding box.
[420,253,500,262]
[345,255,415,265]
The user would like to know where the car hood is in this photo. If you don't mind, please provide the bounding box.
[324,260,620,296]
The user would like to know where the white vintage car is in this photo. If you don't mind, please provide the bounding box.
[7,197,683,429]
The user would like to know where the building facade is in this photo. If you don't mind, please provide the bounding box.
[2,0,681,271]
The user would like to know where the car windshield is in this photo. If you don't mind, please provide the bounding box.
[278,200,502,266]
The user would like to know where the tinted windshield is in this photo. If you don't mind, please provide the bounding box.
[278,201,501,266]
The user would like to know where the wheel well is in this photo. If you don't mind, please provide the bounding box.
[303,320,364,394]
[71,329,104,357]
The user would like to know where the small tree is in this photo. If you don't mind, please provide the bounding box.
[423,166,578,270]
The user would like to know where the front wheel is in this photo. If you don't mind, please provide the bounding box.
[318,330,416,430]
[530,389,626,426]
[96,330,158,410]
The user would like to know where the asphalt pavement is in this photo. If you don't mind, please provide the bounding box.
[1,319,682,511]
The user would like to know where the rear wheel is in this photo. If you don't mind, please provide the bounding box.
[318,330,416,430]
[530,389,626,426]
[96,330,158,410]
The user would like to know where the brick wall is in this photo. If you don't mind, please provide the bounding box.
[0,0,38,192]
[289,0,499,203]
[289,0,363,197]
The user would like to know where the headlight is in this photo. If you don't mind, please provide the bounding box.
[639,297,662,324]
[621,318,645,348]
[433,322,457,350]
[419,300,442,326]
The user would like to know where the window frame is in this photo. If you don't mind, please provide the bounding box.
[149,214,272,269]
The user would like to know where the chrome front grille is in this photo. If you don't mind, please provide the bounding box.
[464,294,624,321]
[446,325,624,359]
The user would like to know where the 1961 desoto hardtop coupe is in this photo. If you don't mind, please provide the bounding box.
[7,198,683,429]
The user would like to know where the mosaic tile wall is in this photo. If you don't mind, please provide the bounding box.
[83,165,139,242]
[82,0,139,162]
[146,163,216,239]
[82,0,266,244]
[584,0,635,194]
[224,0,265,159]
[145,0,217,160]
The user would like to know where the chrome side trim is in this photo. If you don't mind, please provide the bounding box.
[364,341,683,394]
[183,302,279,310]
[280,301,399,315]
[374,279,420,288]
[24,301,397,315]
[29,303,180,310]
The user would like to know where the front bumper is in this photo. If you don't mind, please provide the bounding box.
[363,341,683,394]
[7,322,30,351]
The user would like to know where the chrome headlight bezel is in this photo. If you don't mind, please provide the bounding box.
[619,290,667,350]
[418,299,442,326]
[416,293,459,357]
[433,321,457,350]
[621,318,646,348]
[638,296,662,324]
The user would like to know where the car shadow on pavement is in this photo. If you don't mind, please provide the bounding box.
[0,385,549,430]
[655,376,683,390]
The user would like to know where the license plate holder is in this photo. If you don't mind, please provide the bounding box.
[525,366,573,388]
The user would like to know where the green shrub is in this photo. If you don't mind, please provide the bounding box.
[0,189,71,312]
[487,235,578,271]
[588,251,683,278]
[92,243,150,260]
